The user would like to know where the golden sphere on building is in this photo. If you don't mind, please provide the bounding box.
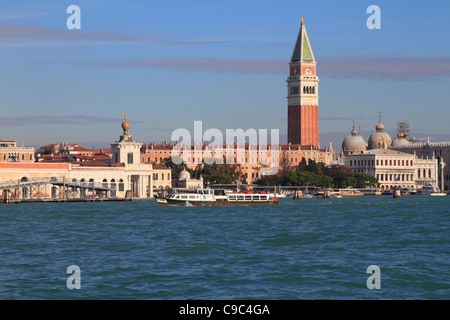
[122,121,130,131]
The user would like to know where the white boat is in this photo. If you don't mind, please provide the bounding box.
[157,188,278,206]
[419,184,440,195]
[359,188,382,196]
[269,193,287,198]
[331,194,342,198]
[338,188,364,196]
[430,192,447,196]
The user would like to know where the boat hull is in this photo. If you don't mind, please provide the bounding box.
[158,199,278,206]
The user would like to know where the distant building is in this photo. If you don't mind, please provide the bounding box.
[173,168,204,189]
[0,118,170,198]
[148,141,334,184]
[345,148,437,191]
[392,140,450,192]
[0,140,34,163]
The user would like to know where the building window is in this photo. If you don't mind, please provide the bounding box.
[127,152,133,164]
[119,179,124,191]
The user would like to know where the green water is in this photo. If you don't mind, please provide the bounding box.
[0,196,448,299]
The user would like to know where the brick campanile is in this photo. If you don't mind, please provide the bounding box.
[287,17,319,147]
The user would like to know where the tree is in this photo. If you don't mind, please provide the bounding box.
[341,177,357,188]
[354,173,378,188]
[323,165,355,188]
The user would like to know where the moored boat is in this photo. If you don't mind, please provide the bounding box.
[338,188,364,196]
[430,192,447,196]
[359,188,382,196]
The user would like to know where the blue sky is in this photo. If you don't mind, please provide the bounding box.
[0,0,449,149]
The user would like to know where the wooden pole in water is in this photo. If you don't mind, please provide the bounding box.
[393,187,401,198]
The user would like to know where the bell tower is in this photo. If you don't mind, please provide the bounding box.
[287,17,319,147]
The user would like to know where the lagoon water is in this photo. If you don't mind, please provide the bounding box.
[0,196,449,299]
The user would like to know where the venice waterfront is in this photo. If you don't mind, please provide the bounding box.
[0,196,448,300]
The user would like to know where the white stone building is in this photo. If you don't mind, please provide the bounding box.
[345,148,437,191]
[0,119,171,199]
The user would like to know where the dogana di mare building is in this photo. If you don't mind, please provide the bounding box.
[0,118,171,200]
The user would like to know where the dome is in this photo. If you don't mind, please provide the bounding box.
[179,169,190,180]
[376,122,384,131]
[391,133,410,148]
[341,123,367,155]
[368,115,391,149]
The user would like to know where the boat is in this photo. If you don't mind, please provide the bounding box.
[419,184,444,196]
[359,188,382,196]
[157,188,278,206]
[338,188,364,196]
[330,194,342,198]
[430,192,447,196]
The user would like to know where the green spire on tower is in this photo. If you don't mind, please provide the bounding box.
[290,16,315,63]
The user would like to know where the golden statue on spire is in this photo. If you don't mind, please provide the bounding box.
[121,112,130,135]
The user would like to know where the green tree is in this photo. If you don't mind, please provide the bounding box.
[354,173,378,188]
[341,177,357,188]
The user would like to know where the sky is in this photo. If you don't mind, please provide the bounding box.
[0,0,449,150]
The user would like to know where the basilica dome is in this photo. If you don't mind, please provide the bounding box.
[368,115,392,150]
[391,132,410,148]
[342,124,367,155]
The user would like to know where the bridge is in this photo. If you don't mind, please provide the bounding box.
[0,177,125,203]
